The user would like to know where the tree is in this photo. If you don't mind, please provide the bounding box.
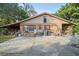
[0,3,20,23]
[23,3,37,16]
[55,3,79,21]
[55,3,79,34]
[0,3,37,26]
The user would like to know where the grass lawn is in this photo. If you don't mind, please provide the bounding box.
[0,35,15,43]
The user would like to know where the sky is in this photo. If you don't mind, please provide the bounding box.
[31,3,65,14]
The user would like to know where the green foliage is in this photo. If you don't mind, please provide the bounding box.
[0,28,7,33]
[23,3,37,16]
[15,9,29,20]
[0,3,37,26]
[0,35,15,43]
[0,3,21,24]
[74,20,79,34]
[55,3,79,21]
[55,3,79,34]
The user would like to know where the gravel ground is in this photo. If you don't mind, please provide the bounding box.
[0,36,79,56]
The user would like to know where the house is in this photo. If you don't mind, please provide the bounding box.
[0,12,75,36]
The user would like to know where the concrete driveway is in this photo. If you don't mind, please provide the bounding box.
[0,36,79,56]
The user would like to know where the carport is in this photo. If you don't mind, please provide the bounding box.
[0,22,20,35]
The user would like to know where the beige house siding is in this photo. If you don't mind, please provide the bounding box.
[21,15,69,25]
[20,14,73,35]
[47,15,69,35]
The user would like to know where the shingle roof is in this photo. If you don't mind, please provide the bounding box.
[0,12,76,28]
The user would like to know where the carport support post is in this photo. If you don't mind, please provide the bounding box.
[20,24,24,35]
[58,24,62,36]
[43,25,47,36]
[36,25,39,33]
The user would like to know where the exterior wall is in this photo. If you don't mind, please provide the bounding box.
[20,14,71,35]
[21,15,69,25]
[47,15,69,35]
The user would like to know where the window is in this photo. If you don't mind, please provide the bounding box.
[43,16,47,23]
[24,25,36,32]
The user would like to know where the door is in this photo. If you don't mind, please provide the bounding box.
[44,25,50,36]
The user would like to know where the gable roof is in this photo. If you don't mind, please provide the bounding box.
[20,12,75,24]
[0,12,76,28]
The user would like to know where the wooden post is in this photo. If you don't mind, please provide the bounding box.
[20,24,24,35]
[36,25,38,32]
[60,24,62,36]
